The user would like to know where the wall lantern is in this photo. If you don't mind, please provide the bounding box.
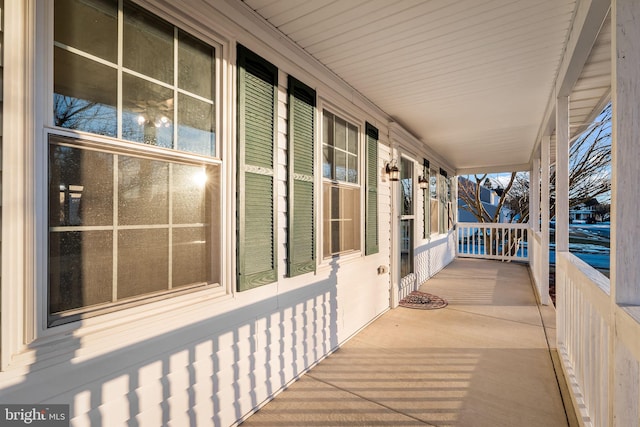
[418,158,430,189]
[385,160,400,181]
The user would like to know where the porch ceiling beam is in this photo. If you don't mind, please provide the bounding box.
[532,0,610,160]
[455,163,532,176]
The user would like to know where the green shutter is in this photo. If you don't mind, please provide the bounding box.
[237,45,278,291]
[287,76,316,277]
[365,123,379,255]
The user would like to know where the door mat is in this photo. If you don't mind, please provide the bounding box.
[399,291,448,310]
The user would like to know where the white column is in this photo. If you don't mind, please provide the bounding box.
[611,3,640,423]
[555,96,570,253]
[611,0,640,305]
[540,137,550,307]
[531,157,541,233]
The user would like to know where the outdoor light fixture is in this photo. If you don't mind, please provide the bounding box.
[385,160,400,181]
[419,158,430,189]
[418,175,429,189]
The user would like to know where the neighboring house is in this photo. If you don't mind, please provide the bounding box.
[457,177,510,223]
[570,199,601,223]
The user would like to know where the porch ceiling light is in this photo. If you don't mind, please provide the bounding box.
[385,160,400,181]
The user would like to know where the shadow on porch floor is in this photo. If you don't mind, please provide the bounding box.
[240,258,573,427]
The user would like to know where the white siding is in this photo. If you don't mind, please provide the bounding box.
[0,1,450,426]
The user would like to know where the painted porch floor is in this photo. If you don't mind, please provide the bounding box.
[240,258,572,427]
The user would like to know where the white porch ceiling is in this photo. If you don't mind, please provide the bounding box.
[240,0,606,173]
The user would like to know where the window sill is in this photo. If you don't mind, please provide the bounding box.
[319,250,363,269]
[11,284,231,372]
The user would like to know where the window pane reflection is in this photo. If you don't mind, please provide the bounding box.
[400,219,413,277]
[123,1,174,84]
[54,48,117,136]
[178,94,214,156]
[401,157,413,216]
[49,144,114,227]
[323,183,360,257]
[178,30,214,99]
[118,156,169,225]
[118,229,169,298]
[173,227,211,287]
[172,163,210,224]
[54,0,117,63]
[335,151,346,181]
[347,155,358,183]
[122,73,174,148]
[49,231,113,314]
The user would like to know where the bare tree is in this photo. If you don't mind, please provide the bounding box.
[458,172,517,223]
[459,103,612,224]
[549,103,612,216]
[54,94,115,136]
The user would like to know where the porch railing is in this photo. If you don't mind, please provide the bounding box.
[456,222,529,262]
[529,230,549,305]
[556,253,611,426]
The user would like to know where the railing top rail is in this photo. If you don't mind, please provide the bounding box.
[457,222,529,230]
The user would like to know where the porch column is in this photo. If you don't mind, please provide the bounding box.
[540,137,550,306]
[530,157,540,233]
[611,2,640,425]
[555,96,570,253]
[611,0,640,305]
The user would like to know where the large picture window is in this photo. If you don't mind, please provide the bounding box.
[48,0,220,325]
[322,110,361,257]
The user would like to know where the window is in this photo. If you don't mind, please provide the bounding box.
[322,110,361,258]
[439,170,448,234]
[49,0,220,325]
[430,168,439,234]
[400,157,414,278]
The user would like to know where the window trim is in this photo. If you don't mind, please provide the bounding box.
[27,0,231,344]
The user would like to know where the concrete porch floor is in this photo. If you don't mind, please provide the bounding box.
[240,258,573,426]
